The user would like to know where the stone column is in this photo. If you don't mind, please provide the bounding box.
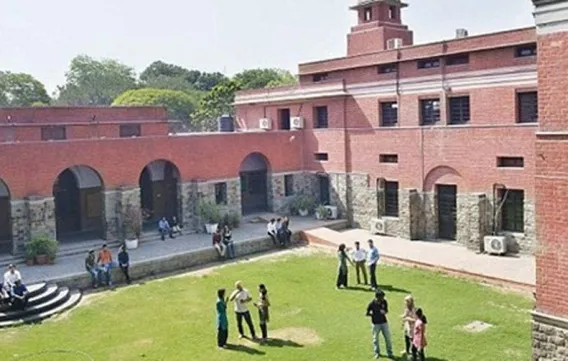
[329,173,348,219]
[271,174,286,213]
[10,200,28,255]
[398,189,422,240]
[348,173,378,229]
[456,193,489,252]
[295,172,318,198]
[180,181,198,231]
[116,187,141,241]
[422,192,437,240]
[27,196,56,241]
[103,190,119,241]
[523,200,536,254]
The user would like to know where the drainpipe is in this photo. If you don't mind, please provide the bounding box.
[342,80,350,220]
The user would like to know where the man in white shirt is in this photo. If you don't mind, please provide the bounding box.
[352,241,368,285]
[267,219,277,245]
[229,281,257,339]
[3,264,22,292]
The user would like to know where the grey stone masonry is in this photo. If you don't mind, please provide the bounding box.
[348,173,377,229]
[10,200,28,254]
[456,193,490,252]
[422,192,437,240]
[532,312,568,361]
[103,190,119,241]
[329,173,348,219]
[272,172,320,215]
[27,196,56,242]
[196,178,241,230]
[180,181,198,230]
[116,187,141,241]
[398,189,422,240]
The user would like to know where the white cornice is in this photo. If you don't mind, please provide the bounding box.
[534,0,568,35]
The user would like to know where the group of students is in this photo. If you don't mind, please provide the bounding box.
[157,216,183,241]
[84,243,131,288]
[215,281,271,349]
[336,240,380,290]
[266,217,292,247]
[212,225,236,259]
[0,264,29,310]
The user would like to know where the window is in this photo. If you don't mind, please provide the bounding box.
[384,181,399,217]
[515,44,537,58]
[215,183,227,205]
[448,96,470,124]
[284,175,294,197]
[314,153,329,161]
[517,91,538,123]
[389,6,397,20]
[420,99,441,125]
[364,7,372,22]
[501,189,524,233]
[380,154,398,164]
[417,58,440,69]
[313,73,328,82]
[119,124,141,138]
[446,54,469,66]
[378,63,397,74]
[315,106,328,128]
[497,157,524,168]
[279,108,291,130]
[380,102,398,127]
[41,126,66,141]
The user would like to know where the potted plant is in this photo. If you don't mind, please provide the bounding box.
[292,194,315,216]
[316,204,328,220]
[228,211,241,229]
[199,202,222,234]
[123,206,142,249]
[25,242,36,266]
[25,235,58,265]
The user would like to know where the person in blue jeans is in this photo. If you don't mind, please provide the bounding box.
[84,249,100,288]
[366,290,393,359]
[367,239,380,290]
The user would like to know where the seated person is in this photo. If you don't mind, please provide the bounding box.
[266,219,277,245]
[4,264,22,292]
[158,217,175,241]
[0,281,10,307]
[212,227,226,257]
[171,216,183,236]
[11,280,29,310]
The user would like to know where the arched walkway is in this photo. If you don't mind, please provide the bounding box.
[0,179,11,253]
[239,153,271,215]
[53,166,104,241]
[139,160,180,226]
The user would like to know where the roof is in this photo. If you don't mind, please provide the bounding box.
[349,0,408,10]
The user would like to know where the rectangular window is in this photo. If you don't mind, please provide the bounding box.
[497,157,524,168]
[446,54,469,66]
[314,153,329,161]
[384,181,399,217]
[380,102,398,127]
[417,58,440,69]
[41,126,66,141]
[515,44,537,58]
[448,96,470,124]
[517,91,538,123]
[364,7,372,22]
[279,108,291,130]
[378,63,397,74]
[215,183,227,205]
[313,73,328,82]
[389,6,396,19]
[501,189,524,233]
[284,175,294,197]
[119,124,141,138]
[315,106,329,128]
[380,154,398,164]
[420,99,441,125]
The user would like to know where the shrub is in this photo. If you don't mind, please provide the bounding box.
[123,206,142,240]
[25,235,58,260]
[316,204,328,219]
[289,194,316,214]
[199,202,222,224]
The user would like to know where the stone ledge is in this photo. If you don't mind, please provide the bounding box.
[533,311,568,330]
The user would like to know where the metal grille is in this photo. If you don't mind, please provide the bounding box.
[517,92,538,123]
[501,189,524,233]
[449,96,470,124]
[380,102,398,127]
[384,181,399,217]
[420,99,440,125]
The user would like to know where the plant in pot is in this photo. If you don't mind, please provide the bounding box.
[25,235,58,265]
[293,194,315,216]
[316,204,328,220]
[123,206,142,249]
[199,202,222,234]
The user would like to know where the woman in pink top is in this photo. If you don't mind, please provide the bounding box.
[412,308,427,361]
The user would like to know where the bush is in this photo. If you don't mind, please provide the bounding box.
[289,194,316,214]
[25,235,58,260]
[199,202,222,224]
[316,204,327,219]
[123,206,142,240]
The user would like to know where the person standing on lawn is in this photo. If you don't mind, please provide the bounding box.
[412,308,428,361]
[229,281,257,340]
[367,239,380,290]
[216,288,229,349]
[85,250,100,288]
[118,245,131,284]
[367,290,394,359]
[336,243,354,289]
[401,295,417,357]
[254,284,271,341]
[352,241,368,285]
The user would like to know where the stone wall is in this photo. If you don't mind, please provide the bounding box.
[180,181,198,230]
[456,193,490,252]
[116,187,141,241]
[348,173,376,229]
[422,192,437,240]
[27,196,56,242]
[103,190,119,241]
[10,200,28,254]
[329,173,348,218]
[532,312,568,361]
[398,189,422,240]
[272,172,320,215]
[195,178,241,231]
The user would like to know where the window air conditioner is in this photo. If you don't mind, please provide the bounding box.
[324,206,338,220]
[290,117,304,129]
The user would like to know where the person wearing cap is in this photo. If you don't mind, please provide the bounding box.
[3,264,22,293]
[366,290,394,359]
[85,249,100,288]
[97,244,113,287]
[228,281,256,339]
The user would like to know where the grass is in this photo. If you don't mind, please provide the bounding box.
[0,250,533,361]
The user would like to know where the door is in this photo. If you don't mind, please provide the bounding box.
[437,185,457,240]
[319,176,330,205]
[0,197,11,253]
[54,170,81,235]
[279,109,291,130]
[240,171,268,214]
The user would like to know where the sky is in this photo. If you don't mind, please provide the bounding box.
[0,0,535,93]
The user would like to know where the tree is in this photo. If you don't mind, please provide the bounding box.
[191,80,241,131]
[0,71,51,106]
[112,88,201,128]
[56,55,137,105]
[233,68,297,90]
[140,61,228,92]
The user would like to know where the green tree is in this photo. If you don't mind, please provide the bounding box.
[191,80,241,131]
[56,55,137,105]
[140,61,227,92]
[233,68,297,90]
[0,71,51,106]
[112,88,201,128]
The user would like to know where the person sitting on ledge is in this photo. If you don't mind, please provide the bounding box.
[3,264,22,293]
[158,217,175,241]
[0,280,10,308]
[212,226,226,258]
[267,219,277,245]
[97,244,113,287]
[85,249,100,288]
[171,216,183,236]
[10,279,29,310]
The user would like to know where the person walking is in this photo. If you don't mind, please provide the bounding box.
[118,245,131,284]
[401,295,417,357]
[216,289,229,349]
[366,290,394,359]
[85,250,100,288]
[254,284,271,341]
[367,239,380,290]
[223,225,236,259]
[336,244,353,289]
[229,281,257,339]
[352,241,368,285]
[412,308,428,361]
[97,244,113,287]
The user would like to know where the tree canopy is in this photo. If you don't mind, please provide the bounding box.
[233,68,297,90]
[140,61,227,92]
[0,71,51,107]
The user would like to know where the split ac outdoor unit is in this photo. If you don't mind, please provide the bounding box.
[291,116,304,129]
[325,206,338,220]
[387,38,403,50]
[370,218,387,235]
[259,118,272,130]
[484,235,507,255]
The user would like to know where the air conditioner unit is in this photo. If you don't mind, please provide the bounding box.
[370,218,387,235]
[259,118,272,130]
[387,38,403,50]
[325,206,338,220]
[290,116,304,129]
[484,235,507,256]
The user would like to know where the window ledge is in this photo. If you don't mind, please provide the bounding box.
[382,216,400,221]
[499,231,526,238]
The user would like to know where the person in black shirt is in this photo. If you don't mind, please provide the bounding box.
[118,245,131,284]
[366,290,394,359]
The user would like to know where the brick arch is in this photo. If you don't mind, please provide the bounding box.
[53,165,105,190]
[423,165,464,192]
[139,159,180,223]
[139,159,180,182]
[239,152,271,173]
[0,178,9,198]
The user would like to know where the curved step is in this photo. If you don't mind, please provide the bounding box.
[26,282,47,299]
[0,287,70,322]
[0,290,82,328]
[28,284,59,308]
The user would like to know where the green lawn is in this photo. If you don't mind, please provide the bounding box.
[1,251,532,361]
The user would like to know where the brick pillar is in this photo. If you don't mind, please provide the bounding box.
[456,193,489,252]
[532,1,568,359]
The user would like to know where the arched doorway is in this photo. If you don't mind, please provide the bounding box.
[0,179,11,253]
[53,166,104,241]
[139,160,180,227]
[240,153,270,215]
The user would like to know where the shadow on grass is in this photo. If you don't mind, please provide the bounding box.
[347,285,409,294]
[261,338,304,348]
[225,343,265,355]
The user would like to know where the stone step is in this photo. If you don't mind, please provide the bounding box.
[26,282,48,299]
[27,284,59,308]
[0,290,82,328]
[0,287,70,322]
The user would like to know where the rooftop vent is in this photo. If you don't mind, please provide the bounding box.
[456,28,469,39]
